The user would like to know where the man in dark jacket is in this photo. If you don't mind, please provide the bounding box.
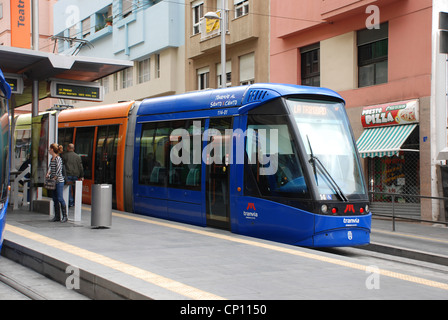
[62,143,84,207]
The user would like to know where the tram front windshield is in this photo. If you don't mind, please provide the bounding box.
[285,98,366,200]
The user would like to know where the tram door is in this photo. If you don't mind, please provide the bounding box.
[205,118,232,229]
[94,125,119,208]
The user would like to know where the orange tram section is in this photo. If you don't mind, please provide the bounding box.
[57,101,136,211]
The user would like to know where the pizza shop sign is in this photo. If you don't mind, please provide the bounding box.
[361,100,419,128]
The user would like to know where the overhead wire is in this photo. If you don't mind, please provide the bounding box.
[38,0,328,52]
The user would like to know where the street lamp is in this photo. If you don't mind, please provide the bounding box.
[204,0,227,88]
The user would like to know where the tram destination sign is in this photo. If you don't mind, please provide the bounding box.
[50,80,103,102]
[4,74,24,94]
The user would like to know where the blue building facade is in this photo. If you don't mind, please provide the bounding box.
[54,0,184,61]
[53,0,186,102]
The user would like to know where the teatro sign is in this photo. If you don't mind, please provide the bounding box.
[361,100,419,128]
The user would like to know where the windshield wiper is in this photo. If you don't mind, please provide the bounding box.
[307,136,348,202]
[306,136,318,184]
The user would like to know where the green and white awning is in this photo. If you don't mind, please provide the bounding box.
[356,124,418,158]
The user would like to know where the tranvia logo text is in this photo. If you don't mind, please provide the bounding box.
[243,203,258,219]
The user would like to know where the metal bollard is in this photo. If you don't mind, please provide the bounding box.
[73,180,82,222]
[63,185,69,214]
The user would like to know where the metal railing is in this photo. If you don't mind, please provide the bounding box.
[369,192,448,231]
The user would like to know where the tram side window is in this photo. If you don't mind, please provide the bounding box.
[58,128,74,152]
[95,125,119,185]
[139,120,203,189]
[169,119,203,190]
[74,127,95,180]
[245,115,309,199]
[140,123,156,184]
[139,123,169,186]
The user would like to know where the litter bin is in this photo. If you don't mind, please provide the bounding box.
[91,184,112,228]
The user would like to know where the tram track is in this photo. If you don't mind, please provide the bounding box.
[314,245,448,286]
[0,271,47,300]
[0,256,89,300]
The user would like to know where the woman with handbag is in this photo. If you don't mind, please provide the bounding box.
[46,143,67,222]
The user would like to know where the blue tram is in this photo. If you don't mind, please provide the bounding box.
[130,84,371,247]
[57,83,370,247]
[0,69,11,249]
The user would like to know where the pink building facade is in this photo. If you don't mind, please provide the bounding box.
[0,0,56,52]
[271,0,448,222]
[0,0,57,113]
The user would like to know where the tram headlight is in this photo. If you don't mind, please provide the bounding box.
[321,204,328,214]
[365,204,370,213]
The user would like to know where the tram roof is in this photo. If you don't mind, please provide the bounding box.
[137,83,344,115]
[0,46,133,107]
[58,100,135,123]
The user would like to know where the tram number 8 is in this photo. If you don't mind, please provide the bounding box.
[225,304,267,315]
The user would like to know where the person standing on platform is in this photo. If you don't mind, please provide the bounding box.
[63,143,84,207]
[46,143,67,222]
[58,144,64,156]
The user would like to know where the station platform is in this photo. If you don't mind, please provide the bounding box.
[1,204,448,301]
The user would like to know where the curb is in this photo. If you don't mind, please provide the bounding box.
[362,242,448,267]
[1,239,152,300]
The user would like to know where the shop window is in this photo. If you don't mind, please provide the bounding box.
[368,128,420,203]
[358,22,388,87]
